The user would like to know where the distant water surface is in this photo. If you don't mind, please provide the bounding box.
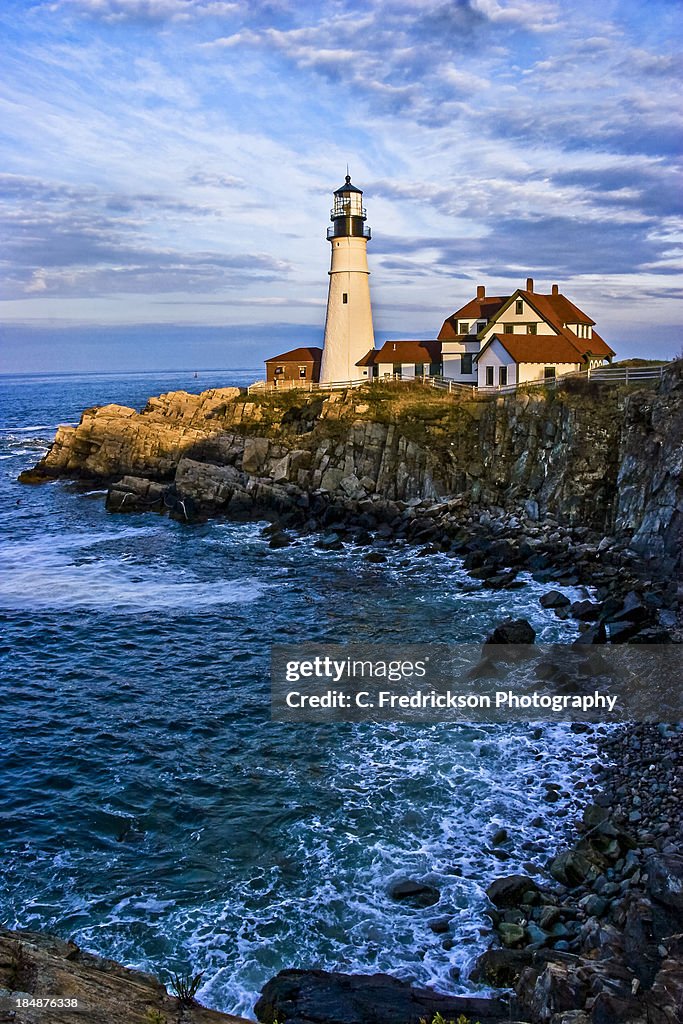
[0,370,600,1016]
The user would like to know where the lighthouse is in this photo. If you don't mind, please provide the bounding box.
[319,174,375,383]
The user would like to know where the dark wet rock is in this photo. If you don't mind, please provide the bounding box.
[255,969,513,1024]
[539,590,571,609]
[570,599,604,621]
[549,850,598,887]
[572,621,607,644]
[387,879,440,907]
[427,916,451,934]
[316,532,344,551]
[268,530,292,549]
[647,854,683,913]
[471,947,534,988]
[609,590,649,624]
[363,550,387,563]
[487,874,541,908]
[484,619,536,645]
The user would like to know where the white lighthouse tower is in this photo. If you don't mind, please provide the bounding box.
[319,174,374,383]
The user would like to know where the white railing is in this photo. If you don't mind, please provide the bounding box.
[478,363,668,395]
[247,373,477,396]
[248,364,669,398]
[247,377,368,395]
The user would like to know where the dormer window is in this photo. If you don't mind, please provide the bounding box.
[477,321,486,333]
[459,321,469,334]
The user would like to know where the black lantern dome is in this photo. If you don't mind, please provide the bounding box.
[328,174,371,241]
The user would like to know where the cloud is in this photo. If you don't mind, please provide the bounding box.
[2,0,680,356]
[41,0,240,25]
[0,174,290,298]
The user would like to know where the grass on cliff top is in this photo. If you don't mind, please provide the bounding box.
[241,381,481,446]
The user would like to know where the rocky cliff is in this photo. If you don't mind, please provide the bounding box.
[0,928,251,1024]
[22,366,682,572]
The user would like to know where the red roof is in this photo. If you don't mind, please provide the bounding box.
[519,290,594,327]
[265,346,322,363]
[438,298,506,340]
[358,340,442,366]
[481,334,585,364]
[478,328,614,364]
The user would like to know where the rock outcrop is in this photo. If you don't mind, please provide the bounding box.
[0,928,251,1024]
[254,968,516,1024]
[21,367,683,575]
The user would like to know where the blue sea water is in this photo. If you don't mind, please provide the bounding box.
[0,370,601,1016]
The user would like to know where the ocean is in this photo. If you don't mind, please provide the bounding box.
[0,370,600,1017]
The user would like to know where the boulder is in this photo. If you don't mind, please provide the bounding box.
[485,619,536,644]
[647,854,683,913]
[539,590,571,609]
[471,946,534,987]
[242,436,270,474]
[487,874,541,908]
[549,850,597,887]
[570,600,603,621]
[255,969,512,1024]
[387,879,440,908]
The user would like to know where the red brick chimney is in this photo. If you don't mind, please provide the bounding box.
[526,278,534,292]
[552,283,559,296]
[476,284,485,299]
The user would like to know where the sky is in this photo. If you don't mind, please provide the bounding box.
[1,0,681,372]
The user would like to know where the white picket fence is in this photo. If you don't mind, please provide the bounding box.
[247,373,476,395]
[478,363,668,395]
[247,363,669,398]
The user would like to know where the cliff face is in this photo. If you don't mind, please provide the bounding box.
[23,365,682,571]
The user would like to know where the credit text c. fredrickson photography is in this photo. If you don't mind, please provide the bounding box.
[1,2,682,1024]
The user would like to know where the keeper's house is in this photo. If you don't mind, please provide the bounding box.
[437,279,614,388]
[265,346,322,384]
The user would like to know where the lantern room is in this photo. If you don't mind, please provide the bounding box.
[328,174,371,240]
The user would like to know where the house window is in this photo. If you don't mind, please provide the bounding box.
[485,366,494,386]
[430,362,441,376]
[544,366,556,380]
[504,324,514,334]
[299,366,306,378]
[477,321,486,333]
[459,321,469,334]
[499,366,508,386]
[416,363,425,376]
[275,366,283,375]
[342,293,348,304]
[527,323,537,335]
[393,363,402,378]
[461,353,473,375]
[515,300,523,315]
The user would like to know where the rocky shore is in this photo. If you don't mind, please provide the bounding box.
[12,366,682,1022]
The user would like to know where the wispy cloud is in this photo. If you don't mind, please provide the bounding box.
[0,0,680,367]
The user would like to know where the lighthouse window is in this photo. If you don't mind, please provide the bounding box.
[342,293,348,304]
